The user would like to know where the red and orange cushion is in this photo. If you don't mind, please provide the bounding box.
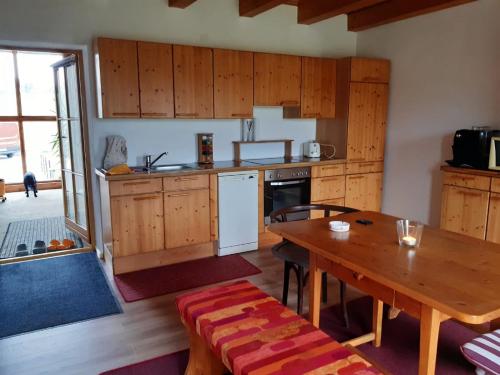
[176,280,381,375]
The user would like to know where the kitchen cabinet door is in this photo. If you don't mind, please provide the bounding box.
[95,38,140,118]
[214,49,254,119]
[173,45,213,118]
[486,193,500,244]
[301,57,336,119]
[440,185,489,240]
[164,189,211,249]
[347,82,388,162]
[345,172,383,211]
[110,193,164,257]
[311,176,346,202]
[310,198,345,219]
[138,41,174,118]
[350,58,390,83]
[254,52,301,107]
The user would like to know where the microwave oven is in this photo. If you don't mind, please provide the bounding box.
[489,137,500,170]
[448,128,500,170]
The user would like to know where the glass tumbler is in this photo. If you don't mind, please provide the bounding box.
[396,219,424,248]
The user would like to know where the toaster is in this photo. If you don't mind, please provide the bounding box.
[304,141,321,158]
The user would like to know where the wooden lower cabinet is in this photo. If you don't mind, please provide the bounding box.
[164,189,211,249]
[345,172,383,211]
[110,193,164,257]
[311,176,345,201]
[440,185,490,240]
[486,193,500,244]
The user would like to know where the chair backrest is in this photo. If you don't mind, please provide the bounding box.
[270,204,359,223]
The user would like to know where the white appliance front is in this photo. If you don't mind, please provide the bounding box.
[218,170,259,256]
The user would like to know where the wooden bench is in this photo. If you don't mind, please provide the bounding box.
[176,280,386,375]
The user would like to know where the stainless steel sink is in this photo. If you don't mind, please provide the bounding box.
[151,164,192,171]
[132,164,193,173]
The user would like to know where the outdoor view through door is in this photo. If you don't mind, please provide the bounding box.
[0,48,91,260]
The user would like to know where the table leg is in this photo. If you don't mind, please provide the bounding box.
[372,299,383,347]
[419,305,441,375]
[309,253,322,328]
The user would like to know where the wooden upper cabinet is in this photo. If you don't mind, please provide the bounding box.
[138,41,174,118]
[213,49,254,119]
[254,52,301,107]
[347,82,388,162]
[173,45,214,118]
[95,38,140,118]
[350,58,390,83]
[301,57,336,119]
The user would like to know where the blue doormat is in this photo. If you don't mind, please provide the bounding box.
[0,252,122,339]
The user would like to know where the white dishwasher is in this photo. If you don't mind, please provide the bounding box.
[218,170,259,256]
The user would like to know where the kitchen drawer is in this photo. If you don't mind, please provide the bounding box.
[443,172,491,191]
[311,164,345,178]
[310,198,345,219]
[311,176,345,202]
[164,174,209,191]
[346,161,384,175]
[491,178,500,193]
[109,178,162,197]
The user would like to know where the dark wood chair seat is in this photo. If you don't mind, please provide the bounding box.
[270,204,359,327]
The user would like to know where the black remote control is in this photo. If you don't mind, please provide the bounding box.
[356,219,373,225]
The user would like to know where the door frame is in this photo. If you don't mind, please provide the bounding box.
[0,45,96,264]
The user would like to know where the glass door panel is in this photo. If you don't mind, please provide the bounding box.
[53,56,90,243]
[0,122,23,183]
[0,51,17,116]
[17,52,62,116]
[23,121,61,181]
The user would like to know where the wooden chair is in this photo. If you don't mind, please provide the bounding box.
[270,204,359,326]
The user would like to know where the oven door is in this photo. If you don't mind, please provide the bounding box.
[264,178,311,224]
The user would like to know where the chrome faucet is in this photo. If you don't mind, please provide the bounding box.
[145,152,168,170]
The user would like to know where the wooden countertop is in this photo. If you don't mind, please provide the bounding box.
[441,165,500,178]
[96,158,347,181]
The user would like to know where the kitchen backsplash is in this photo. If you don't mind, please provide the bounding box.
[93,107,316,167]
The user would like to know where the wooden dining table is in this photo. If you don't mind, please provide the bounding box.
[269,211,500,375]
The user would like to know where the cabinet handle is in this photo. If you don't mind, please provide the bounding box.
[175,177,199,181]
[359,163,375,167]
[176,112,199,117]
[167,193,190,197]
[349,158,366,162]
[322,166,343,170]
[490,195,500,201]
[459,191,483,197]
[320,176,343,181]
[142,112,169,116]
[302,113,321,117]
[123,181,151,186]
[133,195,160,201]
[280,100,299,106]
[112,112,139,116]
[452,175,477,181]
[349,176,365,180]
[231,113,252,118]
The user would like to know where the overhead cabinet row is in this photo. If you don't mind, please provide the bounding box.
[94,37,389,120]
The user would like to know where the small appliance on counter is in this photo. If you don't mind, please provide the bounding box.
[447,127,500,170]
[304,141,321,158]
[197,133,214,164]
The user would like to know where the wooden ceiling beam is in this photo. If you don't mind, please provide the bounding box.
[168,0,197,9]
[297,0,388,25]
[348,0,477,31]
[239,0,289,17]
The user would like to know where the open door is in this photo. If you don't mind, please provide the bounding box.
[53,56,90,244]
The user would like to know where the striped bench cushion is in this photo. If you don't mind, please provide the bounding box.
[176,280,382,375]
[461,330,500,375]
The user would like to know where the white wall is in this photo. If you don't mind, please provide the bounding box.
[1,0,356,249]
[357,0,500,226]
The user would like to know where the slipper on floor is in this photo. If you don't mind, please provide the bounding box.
[15,244,29,257]
[32,240,47,255]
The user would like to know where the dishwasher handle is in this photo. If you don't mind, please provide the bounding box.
[269,179,307,186]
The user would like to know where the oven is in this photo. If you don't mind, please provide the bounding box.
[264,167,311,224]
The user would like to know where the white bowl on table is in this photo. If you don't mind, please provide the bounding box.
[329,221,350,233]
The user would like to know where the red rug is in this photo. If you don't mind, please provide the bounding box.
[100,297,477,375]
[114,255,261,302]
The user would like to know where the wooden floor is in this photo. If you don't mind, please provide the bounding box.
[0,242,364,375]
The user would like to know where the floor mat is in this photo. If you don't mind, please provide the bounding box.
[0,216,83,258]
[114,254,262,302]
[0,252,122,339]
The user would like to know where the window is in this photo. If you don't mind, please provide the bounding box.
[0,49,63,183]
